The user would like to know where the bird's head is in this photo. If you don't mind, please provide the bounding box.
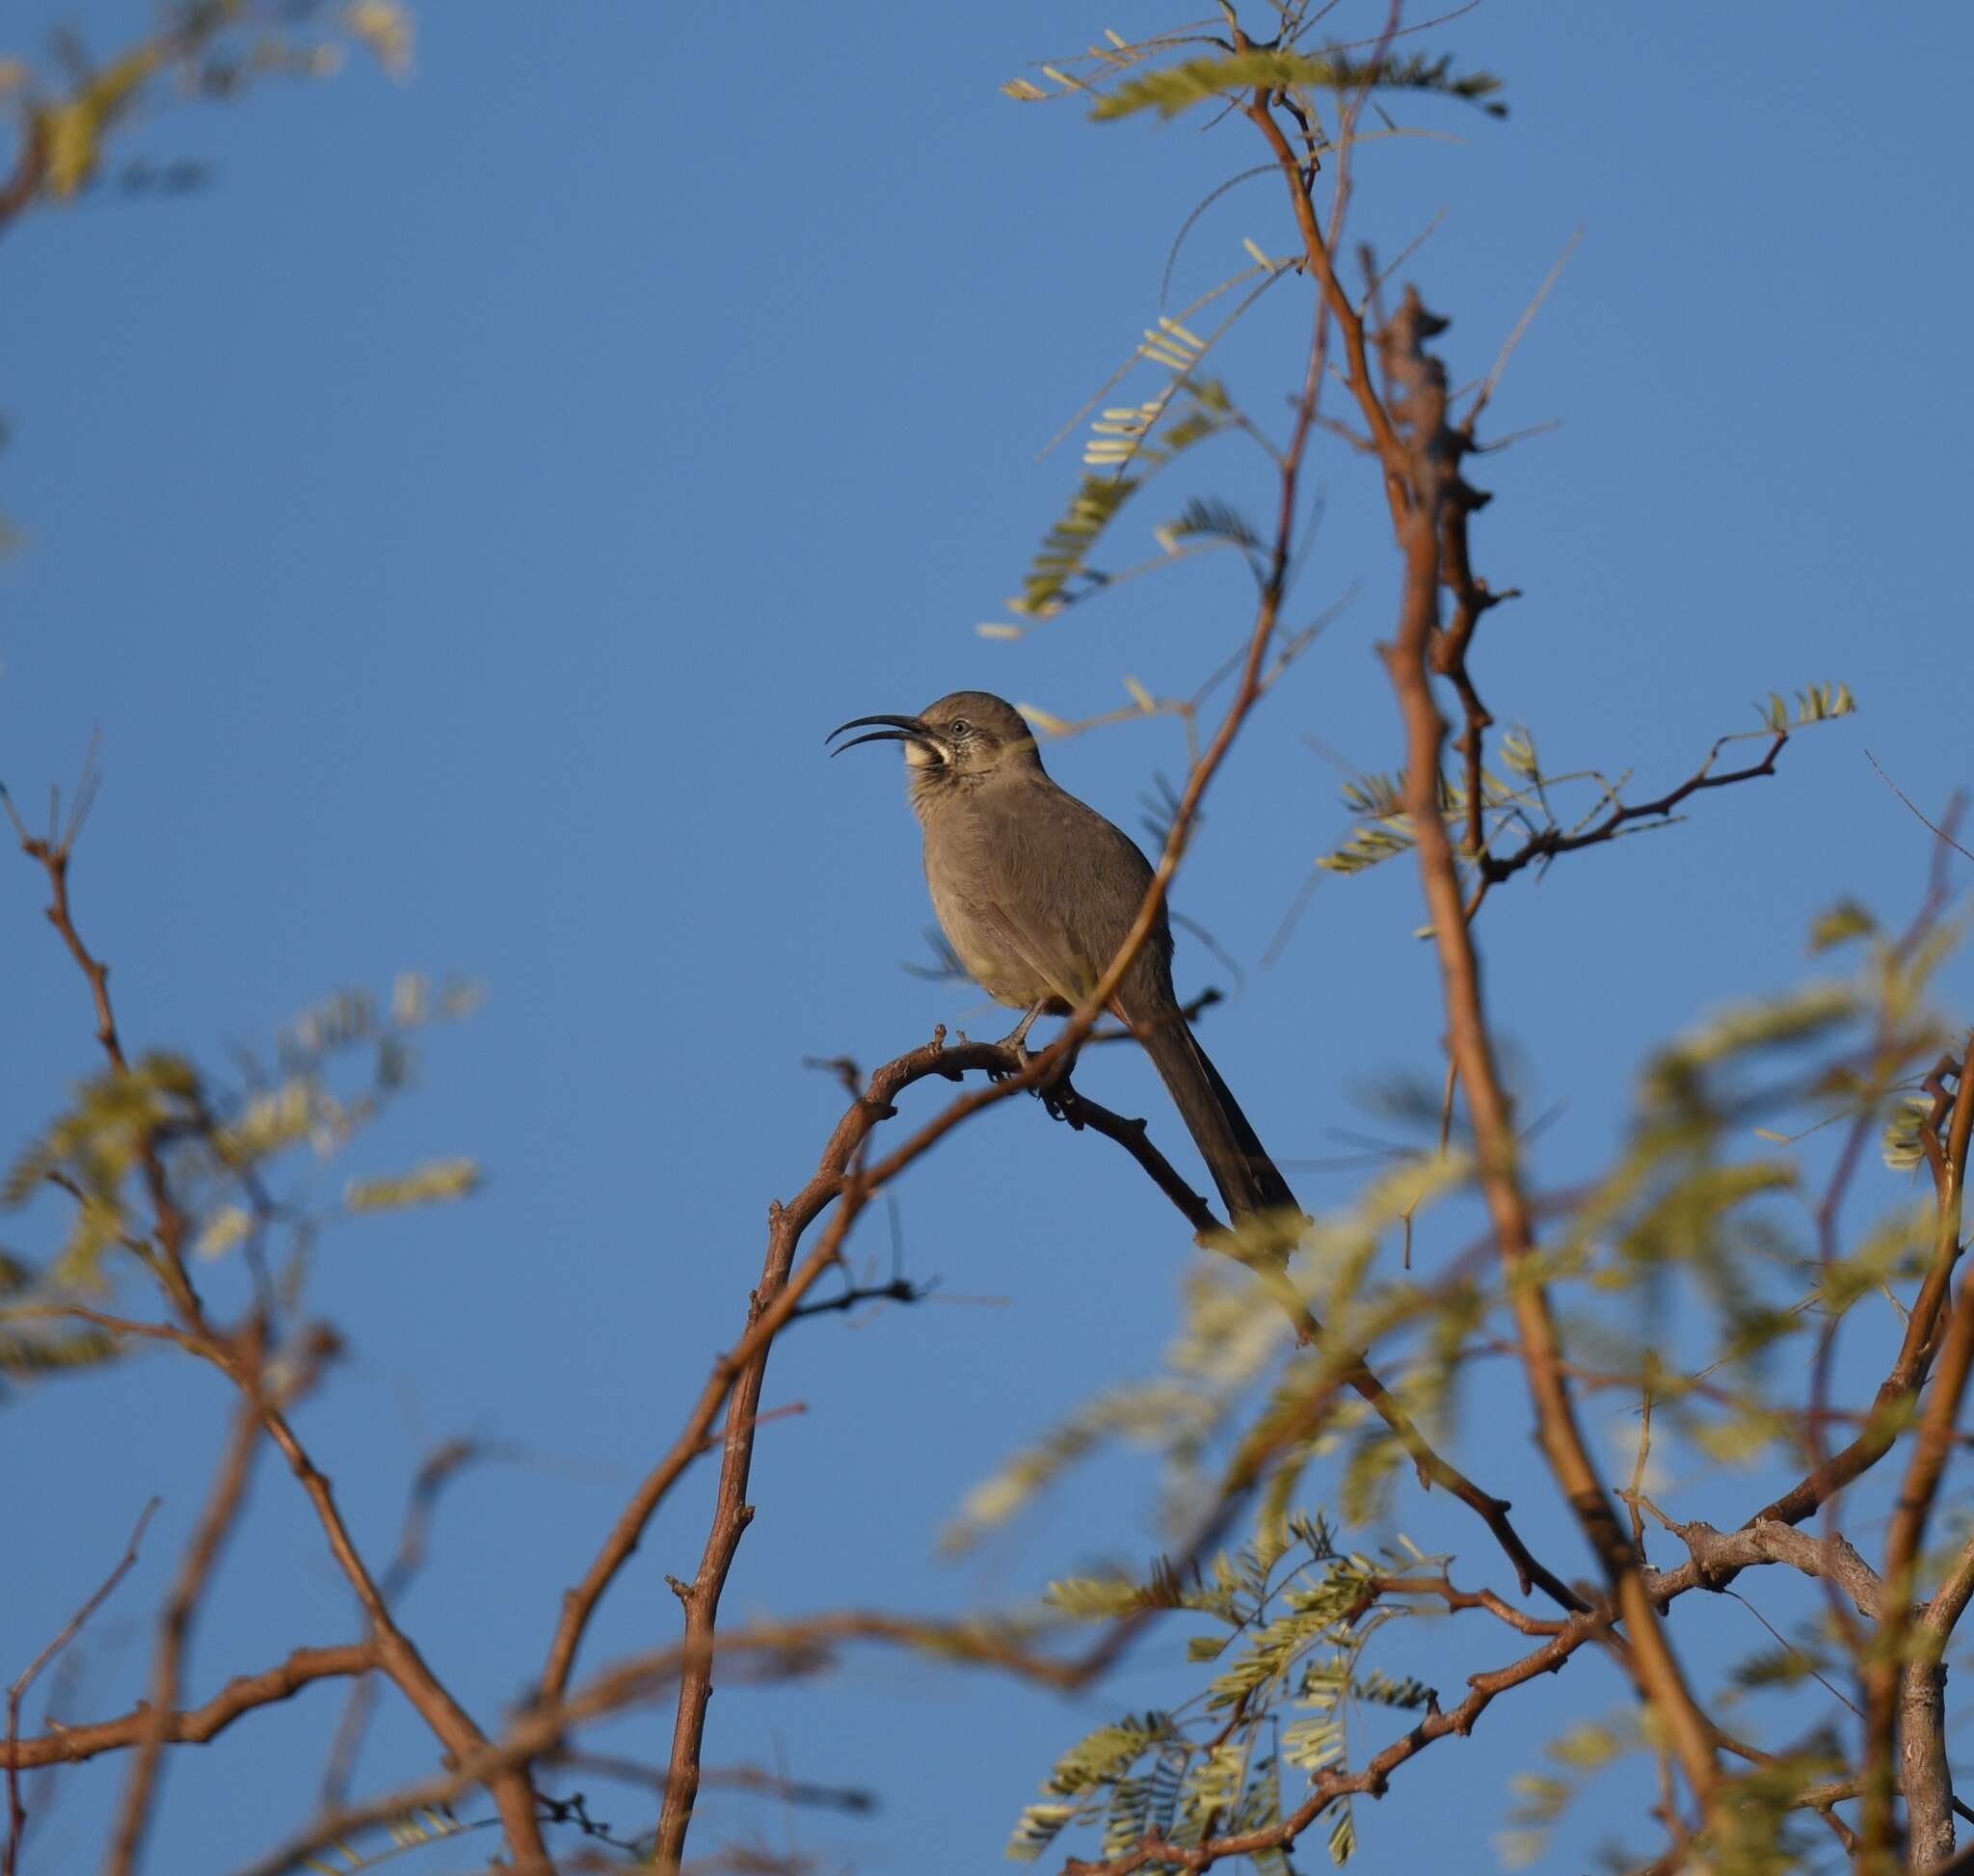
[827,690,1045,786]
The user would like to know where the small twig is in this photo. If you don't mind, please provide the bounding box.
[1478,732,1788,888]
[1464,226,1581,431]
[548,1751,876,1815]
[5,1498,160,1876]
[1866,749,1974,866]
[789,1276,935,1320]
[1625,1378,1654,1562]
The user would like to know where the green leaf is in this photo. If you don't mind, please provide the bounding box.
[1350,1667,1436,1711]
[0,1323,120,1377]
[941,1380,1213,1551]
[1327,1798,1356,1865]
[1044,1574,1160,1621]
[1282,1713,1343,1771]
[1794,681,1855,724]
[1090,49,1507,123]
[1006,1801,1078,1863]
[1016,473,1138,619]
[196,1205,253,1261]
[1499,725,1540,779]
[1315,821,1412,876]
[1883,1092,1937,1171]
[345,0,415,78]
[1809,897,1877,953]
[344,1157,480,1212]
[1157,495,1263,557]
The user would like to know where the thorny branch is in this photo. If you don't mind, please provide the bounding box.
[1234,29,1723,1807]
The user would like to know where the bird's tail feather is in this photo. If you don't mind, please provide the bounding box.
[1136,1017,1301,1223]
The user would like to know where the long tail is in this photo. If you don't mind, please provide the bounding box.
[1134,1012,1300,1222]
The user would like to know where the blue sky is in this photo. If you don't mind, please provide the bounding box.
[4,3,1973,1871]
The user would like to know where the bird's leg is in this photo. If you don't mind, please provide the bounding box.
[986,1001,1049,1084]
[1000,1001,1049,1061]
[987,1001,1081,1122]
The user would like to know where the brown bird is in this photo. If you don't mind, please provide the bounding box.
[830,689,1299,1223]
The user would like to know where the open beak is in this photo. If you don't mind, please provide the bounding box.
[826,712,944,759]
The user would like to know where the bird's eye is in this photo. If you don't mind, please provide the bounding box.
[947,718,971,737]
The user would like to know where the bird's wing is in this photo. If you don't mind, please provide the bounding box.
[969,785,1155,1005]
[963,894,1092,1008]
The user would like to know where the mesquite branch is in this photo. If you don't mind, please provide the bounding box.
[1232,48,1725,1805]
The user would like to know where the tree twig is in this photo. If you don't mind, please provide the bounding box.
[4,1497,159,1876]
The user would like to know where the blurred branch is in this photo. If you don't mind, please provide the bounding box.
[0,118,45,233]
[1865,1038,1974,1860]
[0,0,408,244]
[245,1611,1091,1876]
[549,1751,876,1815]
[4,1496,158,1876]
[1758,1011,1974,1536]
[105,1402,263,1876]
[319,1436,507,1810]
[7,781,551,1866]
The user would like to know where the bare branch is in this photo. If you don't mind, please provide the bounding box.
[319,1437,507,1809]
[5,1498,159,1876]
[1374,271,1717,1803]
[240,1612,1089,1876]
[11,795,552,1866]
[0,1645,378,1774]
[105,1407,263,1876]
[549,1751,876,1815]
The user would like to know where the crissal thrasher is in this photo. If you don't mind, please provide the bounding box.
[830,689,1299,1224]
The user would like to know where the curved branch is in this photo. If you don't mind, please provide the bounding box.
[0,1645,377,1772]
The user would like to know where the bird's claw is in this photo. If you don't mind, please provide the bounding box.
[1042,1080,1081,1127]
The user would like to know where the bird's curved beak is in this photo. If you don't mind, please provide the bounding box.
[826,713,944,760]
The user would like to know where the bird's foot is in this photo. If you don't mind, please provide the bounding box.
[1040,1076,1081,1128]
[986,1004,1045,1082]
[984,1006,1080,1123]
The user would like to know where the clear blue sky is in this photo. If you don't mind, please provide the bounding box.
[4,3,1972,1871]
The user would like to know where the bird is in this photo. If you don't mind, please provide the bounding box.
[829,689,1300,1226]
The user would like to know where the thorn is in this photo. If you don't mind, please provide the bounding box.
[666,1573,694,1603]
